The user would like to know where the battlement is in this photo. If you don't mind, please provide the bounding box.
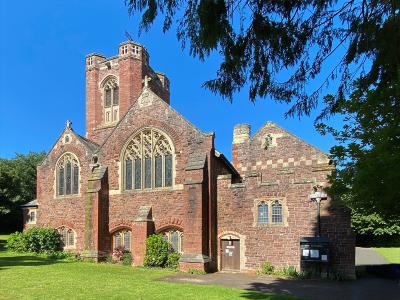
[85,41,170,144]
[85,41,150,70]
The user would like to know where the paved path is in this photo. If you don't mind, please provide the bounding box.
[356,247,388,266]
[161,272,399,300]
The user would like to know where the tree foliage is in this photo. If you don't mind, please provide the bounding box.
[0,152,45,231]
[126,0,399,117]
[316,76,400,219]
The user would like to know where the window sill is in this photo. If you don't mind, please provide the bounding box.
[55,194,81,199]
[256,223,285,227]
[122,187,175,194]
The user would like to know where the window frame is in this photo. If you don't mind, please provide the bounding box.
[162,229,184,254]
[112,229,132,251]
[255,199,285,226]
[56,153,80,197]
[122,128,175,191]
[58,227,76,249]
[27,209,37,224]
[102,76,119,125]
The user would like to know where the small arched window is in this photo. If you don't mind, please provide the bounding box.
[272,201,283,224]
[112,229,131,250]
[103,77,119,124]
[124,128,173,190]
[58,227,75,248]
[57,153,79,196]
[258,201,268,224]
[162,229,183,254]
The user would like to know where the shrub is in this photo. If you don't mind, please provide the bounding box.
[121,252,132,266]
[42,251,76,260]
[112,246,125,262]
[105,255,113,264]
[6,228,60,253]
[166,252,180,269]
[279,266,299,277]
[143,234,169,268]
[259,261,275,275]
[6,232,27,252]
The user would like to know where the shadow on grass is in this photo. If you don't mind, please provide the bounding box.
[0,239,6,252]
[0,255,66,270]
[239,281,309,300]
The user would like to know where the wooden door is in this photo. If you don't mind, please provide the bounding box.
[221,239,240,271]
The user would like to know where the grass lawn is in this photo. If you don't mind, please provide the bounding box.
[0,235,302,300]
[373,247,400,264]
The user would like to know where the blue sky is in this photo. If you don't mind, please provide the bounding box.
[0,0,338,160]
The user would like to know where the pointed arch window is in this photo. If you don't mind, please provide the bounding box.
[58,227,76,248]
[103,77,119,124]
[162,229,184,254]
[124,128,174,190]
[57,153,79,196]
[112,229,131,250]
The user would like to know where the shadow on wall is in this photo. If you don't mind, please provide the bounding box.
[302,196,355,279]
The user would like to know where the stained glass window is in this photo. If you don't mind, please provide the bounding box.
[125,159,132,190]
[134,159,141,189]
[145,157,152,188]
[58,167,64,195]
[155,156,162,188]
[57,153,79,196]
[66,161,71,195]
[165,154,172,187]
[73,164,79,194]
[124,128,173,190]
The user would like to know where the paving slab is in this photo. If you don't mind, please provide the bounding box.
[356,247,388,266]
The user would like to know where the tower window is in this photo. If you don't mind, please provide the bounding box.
[102,77,119,124]
[121,45,129,55]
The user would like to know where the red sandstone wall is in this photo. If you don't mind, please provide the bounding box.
[36,130,93,252]
[218,122,355,278]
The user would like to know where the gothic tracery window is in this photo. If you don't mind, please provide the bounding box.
[162,229,184,254]
[57,153,79,196]
[124,128,173,190]
[103,77,119,124]
[58,227,75,248]
[113,229,131,250]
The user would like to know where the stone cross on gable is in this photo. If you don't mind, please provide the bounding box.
[66,120,72,129]
[142,75,152,88]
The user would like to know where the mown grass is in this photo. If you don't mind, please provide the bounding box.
[0,235,302,300]
[373,247,400,264]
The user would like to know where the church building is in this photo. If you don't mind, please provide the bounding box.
[22,41,355,278]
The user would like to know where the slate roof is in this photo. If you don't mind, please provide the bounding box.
[185,153,207,170]
[20,199,38,207]
[75,134,100,153]
[214,150,239,176]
